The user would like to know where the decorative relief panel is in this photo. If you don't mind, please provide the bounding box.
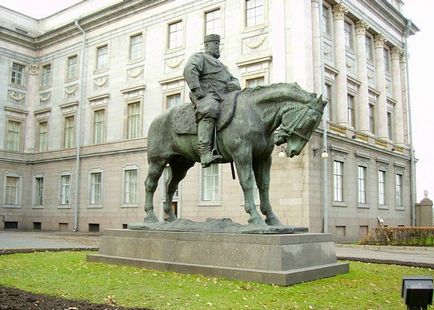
[39,91,51,105]
[29,63,39,75]
[94,75,109,90]
[385,77,392,96]
[127,66,144,83]
[7,90,25,105]
[164,56,184,74]
[367,67,375,86]
[64,84,78,99]
[242,34,269,55]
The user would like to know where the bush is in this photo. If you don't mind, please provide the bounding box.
[359,227,434,246]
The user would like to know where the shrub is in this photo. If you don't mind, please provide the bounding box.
[359,227,434,246]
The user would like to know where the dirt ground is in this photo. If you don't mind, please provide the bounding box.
[0,286,150,310]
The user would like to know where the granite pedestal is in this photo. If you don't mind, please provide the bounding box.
[87,229,348,286]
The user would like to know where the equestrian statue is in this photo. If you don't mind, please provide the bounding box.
[142,34,326,227]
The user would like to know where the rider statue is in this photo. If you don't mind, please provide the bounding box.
[183,34,241,168]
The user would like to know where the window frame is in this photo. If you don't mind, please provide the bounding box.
[10,62,26,87]
[63,115,75,149]
[33,175,45,208]
[344,20,355,51]
[347,93,356,128]
[395,173,403,209]
[357,165,367,205]
[40,63,52,88]
[126,101,142,139]
[244,0,266,29]
[167,20,184,50]
[95,44,109,72]
[59,173,72,207]
[123,167,139,206]
[204,8,222,36]
[165,92,182,110]
[4,174,22,208]
[37,121,48,152]
[89,170,103,207]
[378,169,387,207]
[66,54,79,81]
[199,164,222,205]
[5,119,22,152]
[92,109,106,145]
[129,33,144,62]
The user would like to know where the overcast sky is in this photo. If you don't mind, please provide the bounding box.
[1,0,433,201]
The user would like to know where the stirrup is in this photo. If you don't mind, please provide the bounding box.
[201,153,223,168]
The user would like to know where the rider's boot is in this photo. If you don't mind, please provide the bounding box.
[197,118,222,168]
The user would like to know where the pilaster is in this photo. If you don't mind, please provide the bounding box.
[391,46,404,145]
[355,20,370,133]
[311,0,322,95]
[374,34,388,140]
[333,4,349,126]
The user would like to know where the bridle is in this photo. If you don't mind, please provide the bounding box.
[278,99,323,143]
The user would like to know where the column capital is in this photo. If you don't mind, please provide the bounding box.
[333,4,348,20]
[355,20,369,35]
[311,0,320,4]
[374,34,386,48]
[391,46,403,60]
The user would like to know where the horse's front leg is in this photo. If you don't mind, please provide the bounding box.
[234,156,266,226]
[144,159,166,223]
[253,155,283,226]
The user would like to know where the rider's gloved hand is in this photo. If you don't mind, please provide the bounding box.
[227,81,241,92]
[193,87,206,99]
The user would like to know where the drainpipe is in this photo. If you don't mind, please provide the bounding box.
[403,19,416,226]
[73,19,87,232]
[318,1,329,233]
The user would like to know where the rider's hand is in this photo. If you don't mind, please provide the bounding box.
[227,81,240,92]
[193,87,206,99]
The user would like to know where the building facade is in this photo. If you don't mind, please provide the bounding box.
[0,0,417,241]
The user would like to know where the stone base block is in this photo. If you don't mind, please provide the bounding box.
[87,230,349,286]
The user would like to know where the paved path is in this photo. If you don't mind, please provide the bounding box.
[336,244,434,268]
[0,231,99,254]
[1,231,433,268]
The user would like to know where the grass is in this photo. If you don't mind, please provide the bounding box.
[0,251,433,309]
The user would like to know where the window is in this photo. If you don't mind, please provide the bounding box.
[166,93,181,110]
[205,9,221,35]
[168,21,183,49]
[333,161,344,202]
[5,176,20,205]
[67,55,78,80]
[38,121,48,152]
[395,174,403,208]
[358,166,367,204]
[90,172,102,205]
[11,62,25,86]
[93,110,105,144]
[201,164,220,201]
[387,111,393,140]
[129,34,143,61]
[378,170,386,205]
[64,116,75,148]
[365,35,373,62]
[127,102,140,139]
[383,48,391,74]
[369,104,375,134]
[34,177,44,206]
[344,21,354,50]
[347,94,355,128]
[6,120,21,152]
[246,0,264,27]
[41,64,51,87]
[322,5,331,35]
[124,169,138,204]
[246,76,265,88]
[60,175,71,205]
[324,84,333,121]
[96,45,109,70]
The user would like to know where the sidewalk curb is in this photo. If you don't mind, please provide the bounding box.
[0,248,99,256]
[338,256,434,269]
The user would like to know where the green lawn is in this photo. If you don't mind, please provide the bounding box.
[0,251,433,309]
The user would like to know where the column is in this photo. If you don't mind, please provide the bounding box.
[270,0,286,83]
[311,0,322,95]
[391,47,404,145]
[355,20,370,133]
[374,34,388,140]
[333,3,349,125]
[400,55,409,143]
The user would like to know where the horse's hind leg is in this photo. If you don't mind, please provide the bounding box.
[253,155,283,226]
[144,159,167,223]
[164,158,195,222]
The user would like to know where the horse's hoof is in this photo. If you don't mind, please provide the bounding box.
[144,215,159,223]
[248,216,266,226]
[165,214,177,222]
[265,216,283,226]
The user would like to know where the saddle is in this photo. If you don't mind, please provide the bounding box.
[172,91,240,135]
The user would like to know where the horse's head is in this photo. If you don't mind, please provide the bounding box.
[275,96,327,157]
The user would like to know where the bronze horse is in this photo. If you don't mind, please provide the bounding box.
[143,83,326,226]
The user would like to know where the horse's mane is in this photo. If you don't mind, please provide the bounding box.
[241,82,315,106]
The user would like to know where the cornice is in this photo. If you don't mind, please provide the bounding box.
[0,26,35,49]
